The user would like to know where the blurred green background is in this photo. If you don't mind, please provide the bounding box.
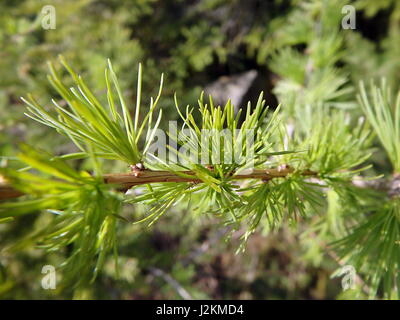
[1,0,399,299]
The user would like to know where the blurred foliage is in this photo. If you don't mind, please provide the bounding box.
[1,0,400,300]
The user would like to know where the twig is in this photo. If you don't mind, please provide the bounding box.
[0,184,24,200]
[148,267,193,300]
[0,167,316,200]
[2,166,398,201]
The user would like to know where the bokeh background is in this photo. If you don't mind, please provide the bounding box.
[0,0,399,299]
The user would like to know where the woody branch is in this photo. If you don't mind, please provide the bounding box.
[0,166,316,200]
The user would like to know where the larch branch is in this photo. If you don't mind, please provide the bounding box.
[0,167,316,200]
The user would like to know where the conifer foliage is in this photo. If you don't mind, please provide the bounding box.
[1,55,396,298]
[1,0,400,300]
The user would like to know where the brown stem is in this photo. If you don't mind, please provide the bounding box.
[104,167,316,189]
[0,167,316,200]
[0,184,24,200]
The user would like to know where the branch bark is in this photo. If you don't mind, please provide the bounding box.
[0,167,315,200]
[0,184,24,200]
[3,167,396,201]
